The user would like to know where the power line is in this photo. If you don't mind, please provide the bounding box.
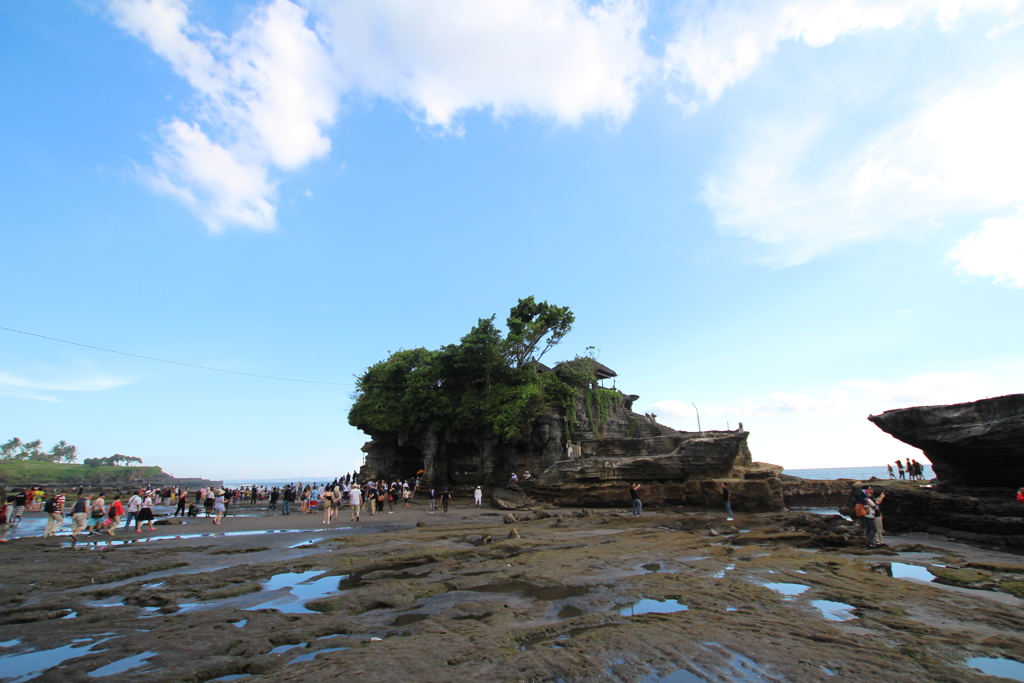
[0,325,350,386]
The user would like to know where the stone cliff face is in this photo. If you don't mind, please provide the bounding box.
[868,394,1024,489]
[360,385,783,510]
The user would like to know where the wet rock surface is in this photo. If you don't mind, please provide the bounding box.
[2,506,1023,683]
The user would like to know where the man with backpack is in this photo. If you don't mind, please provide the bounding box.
[43,491,66,537]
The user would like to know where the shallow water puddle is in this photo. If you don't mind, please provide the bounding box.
[0,636,112,682]
[812,600,857,621]
[968,656,1024,681]
[763,582,808,598]
[644,642,781,683]
[88,650,156,677]
[61,528,347,548]
[619,599,688,616]
[232,619,247,628]
[465,581,590,601]
[557,605,585,619]
[713,564,735,578]
[269,644,304,654]
[286,646,348,665]
[888,562,936,582]
[246,570,346,613]
[0,640,20,648]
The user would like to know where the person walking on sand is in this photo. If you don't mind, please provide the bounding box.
[175,489,188,517]
[212,491,226,524]
[70,493,91,541]
[349,485,361,522]
[86,492,106,535]
[321,486,333,524]
[124,490,142,529]
[722,483,734,521]
[43,491,66,537]
[429,487,436,514]
[441,487,452,515]
[474,486,483,508]
[105,495,124,535]
[630,483,642,516]
[135,491,156,533]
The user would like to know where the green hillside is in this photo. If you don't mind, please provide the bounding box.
[0,460,165,486]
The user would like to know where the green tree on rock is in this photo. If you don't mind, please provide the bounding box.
[349,297,581,443]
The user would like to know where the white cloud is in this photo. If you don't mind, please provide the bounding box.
[0,371,131,403]
[109,0,652,230]
[703,71,1024,264]
[947,206,1024,286]
[109,0,339,231]
[663,0,1023,107]
[649,368,1022,467]
[309,0,653,130]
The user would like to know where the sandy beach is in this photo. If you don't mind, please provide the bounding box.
[2,499,1023,682]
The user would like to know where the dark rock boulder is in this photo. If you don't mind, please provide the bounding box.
[868,394,1024,489]
[492,486,537,510]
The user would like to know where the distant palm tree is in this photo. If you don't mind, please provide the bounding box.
[1,438,22,459]
[20,439,43,461]
[49,440,79,463]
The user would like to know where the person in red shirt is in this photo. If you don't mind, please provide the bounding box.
[105,495,125,536]
[1017,487,1024,505]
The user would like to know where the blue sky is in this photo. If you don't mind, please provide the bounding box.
[2,0,1022,480]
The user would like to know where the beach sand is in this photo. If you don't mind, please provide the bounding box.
[1,499,1023,682]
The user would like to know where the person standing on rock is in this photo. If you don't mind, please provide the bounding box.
[722,483,733,521]
[858,486,885,549]
[896,460,905,480]
[630,483,642,516]
[887,464,895,479]
[474,486,483,508]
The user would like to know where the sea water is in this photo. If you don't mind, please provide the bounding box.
[784,465,934,480]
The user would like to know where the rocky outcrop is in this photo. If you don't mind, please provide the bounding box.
[361,383,783,511]
[868,394,1024,489]
[533,477,784,511]
[877,486,1024,550]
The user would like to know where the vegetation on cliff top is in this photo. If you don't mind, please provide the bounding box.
[349,297,621,443]
[0,460,164,485]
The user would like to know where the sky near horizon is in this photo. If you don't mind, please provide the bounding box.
[2,0,1023,481]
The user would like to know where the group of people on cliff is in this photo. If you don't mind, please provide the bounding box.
[887,459,926,481]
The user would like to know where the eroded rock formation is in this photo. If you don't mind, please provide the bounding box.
[360,381,784,511]
[868,394,1024,489]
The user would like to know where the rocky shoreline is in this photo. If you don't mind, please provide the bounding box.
[1,498,1023,682]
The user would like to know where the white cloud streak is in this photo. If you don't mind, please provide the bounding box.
[108,0,652,231]
[0,371,131,403]
[663,0,1022,107]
